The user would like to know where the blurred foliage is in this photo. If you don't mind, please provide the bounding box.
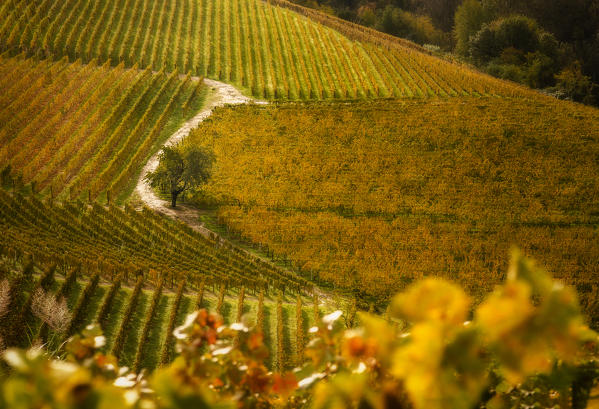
[1,252,598,408]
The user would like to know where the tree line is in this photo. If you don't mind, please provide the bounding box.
[291,0,599,104]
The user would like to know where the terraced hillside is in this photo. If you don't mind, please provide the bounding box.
[0,189,309,295]
[0,0,524,99]
[0,55,206,203]
[0,0,596,384]
[187,97,599,318]
[0,252,327,371]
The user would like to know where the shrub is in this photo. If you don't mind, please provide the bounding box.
[35,267,78,344]
[39,264,56,292]
[56,266,78,300]
[468,14,563,90]
[555,62,596,104]
[486,61,525,82]
[454,0,492,55]
[470,24,500,61]
[215,283,226,315]
[525,51,556,88]
[296,295,304,366]
[22,257,35,278]
[235,287,245,322]
[257,290,265,333]
[0,280,9,319]
[375,6,449,49]
[343,298,357,329]
[276,293,285,372]
[313,293,320,323]
[31,288,70,333]
[493,15,539,53]
[196,278,206,309]
[0,264,36,346]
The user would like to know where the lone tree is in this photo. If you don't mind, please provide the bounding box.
[145,144,215,208]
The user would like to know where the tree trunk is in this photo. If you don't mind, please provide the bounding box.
[171,191,179,208]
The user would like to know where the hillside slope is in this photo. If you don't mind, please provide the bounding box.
[187,97,599,318]
[0,189,309,295]
[0,253,328,371]
[0,55,206,203]
[0,0,525,99]
[0,0,596,370]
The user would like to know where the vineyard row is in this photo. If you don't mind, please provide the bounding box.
[0,0,528,100]
[0,55,206,203]
[0,257,327,370]
[0,189,311,296]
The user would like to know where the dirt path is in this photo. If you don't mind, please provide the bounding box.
[135,78,259,237]
[134,78,334,305]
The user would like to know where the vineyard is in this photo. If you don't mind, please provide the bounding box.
[1,250,597,408]
[0,188,333,370]
[0,54,206,203]
[187,97,599,315]
[0,0,527,100]
[0,249,326,371]
[0,0,598,403]
[0,189,310,295]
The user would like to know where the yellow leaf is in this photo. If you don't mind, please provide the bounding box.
[391,279,470,327]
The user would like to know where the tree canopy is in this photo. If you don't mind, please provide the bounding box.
[145,144,215,208]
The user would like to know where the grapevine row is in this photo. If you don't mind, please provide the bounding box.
[133,277,164,372]
[0,55,205,203]
[0,0,526,100]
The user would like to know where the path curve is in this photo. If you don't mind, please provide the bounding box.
[135,78,259,237]
[135,79,333,303]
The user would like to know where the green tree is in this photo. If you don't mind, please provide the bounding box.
[376,5,449,48]
[411,0,462,31]
[469,23,499,61]
[555,62,597,104]
[454,0,492,55]
[146,144,215,208]
[493,15,540,52]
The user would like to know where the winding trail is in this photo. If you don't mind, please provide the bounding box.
[135,78,260,237]
[135,78,333,304]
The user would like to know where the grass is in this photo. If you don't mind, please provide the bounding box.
[81,286,107,329]
[263,302,274,368]
[102,288,130,353]
[65,281,83,311]
[140,294,172,370]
